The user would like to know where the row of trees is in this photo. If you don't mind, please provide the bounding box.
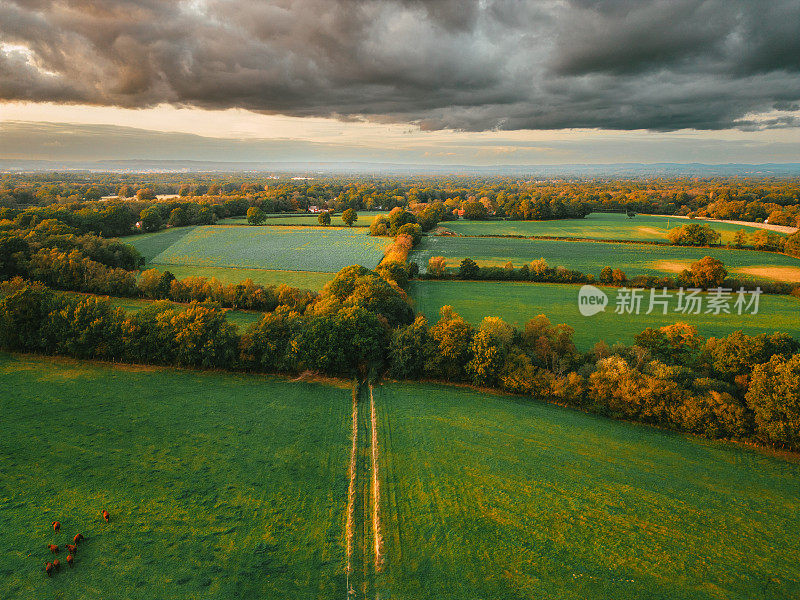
[3,274,798,448]
[667,222,798,255]
[422,255,793,293]
[1,197,251,238]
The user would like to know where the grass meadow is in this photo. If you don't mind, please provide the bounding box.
[410,280,800,348]
[440,213,769,243]
[372,381,800,600]
[218,211,387,227]
[0,354,351,600]
[410,236,800,282]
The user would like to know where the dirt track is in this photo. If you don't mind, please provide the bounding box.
[653,214,798,234]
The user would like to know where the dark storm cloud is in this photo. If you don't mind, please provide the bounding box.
[1,0,799,131]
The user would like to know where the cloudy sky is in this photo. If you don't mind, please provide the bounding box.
[1,0,799,165]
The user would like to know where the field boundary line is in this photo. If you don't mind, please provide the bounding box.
[428,231,798,256]
[369,383,384,572]
[345,383,358,594]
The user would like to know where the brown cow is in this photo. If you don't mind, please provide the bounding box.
[52,559,61,571]
[66,554,74,568]
[47,544,59,554]
[52,521,60,532]
[102,510,109,523]
[73,533,84,544]
[45,562,53,577]
[64,544,77,554]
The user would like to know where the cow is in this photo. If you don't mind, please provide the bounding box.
[47,544,59,554]
[45,562,53,577]
[102,510,110,523]
[66,554,74,568]
[73,533,85,544]
[52,521,60,532]
[52,559,61,571]
[65,544,77,554]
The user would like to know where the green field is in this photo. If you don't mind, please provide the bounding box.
[3,356,800,599]
[137,264,333,292]
[124,225,389,288]
[0,354,350,600]
[218,211,387,227]
[124,226,199,262]
[410,280,800,348]
[372,381,800,599]
[411,236,800,282]
[129,225,389,272]
[441,213,772,243]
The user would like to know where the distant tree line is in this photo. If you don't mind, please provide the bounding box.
[4,173,800,230]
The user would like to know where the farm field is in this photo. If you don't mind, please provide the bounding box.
[440,212,770,243]
[123,226,199,262]
[410,236,800,282]
[138,264,334,291]
[410,280,800,348]
[0,354,351,600]
[125,225,389,280]
[218,211,387,227]
[372,381,800,600]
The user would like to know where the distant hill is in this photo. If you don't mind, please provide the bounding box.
[2,158,800,177]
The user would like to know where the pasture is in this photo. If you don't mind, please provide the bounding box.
[0,354,350,600]
[372,381,800,600]
[410,280,800,348]
[410,236,800,282]
[218,211,387,227]
[440,213,771,243]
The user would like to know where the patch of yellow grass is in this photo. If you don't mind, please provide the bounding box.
[291,370,352,388]
[637,226,664,236]
[652,259,693,273]
[733,266,800,283]
[36,369,100,382]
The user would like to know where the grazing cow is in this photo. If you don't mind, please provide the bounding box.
[65,544,77,554]
[102,510,109,523]
[45,562,53,577]
[47,544,59,554]
[73,533,84,544]
[52,521,60,532]
[66,554,74,568]
[52,559,61,571]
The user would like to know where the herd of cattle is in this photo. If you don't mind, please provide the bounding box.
[43,510,109,577]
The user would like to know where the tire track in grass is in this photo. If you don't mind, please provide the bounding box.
[357,385,373,598]
[373,383,402,596]
[369,384,384,573]
[347,383,385,599]
[345,384,359,597]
